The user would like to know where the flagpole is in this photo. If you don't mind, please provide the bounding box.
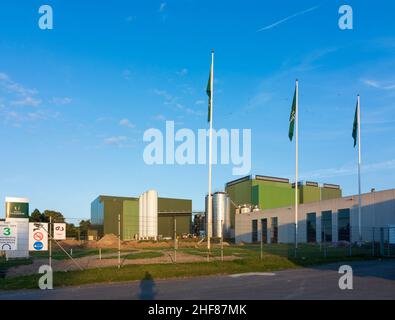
[295,79,299,253]
[357,94,362,242]
[207,50,214,254]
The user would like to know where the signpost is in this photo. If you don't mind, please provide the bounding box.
[53,223,66,240]
[0,222,18,251]
[29,222,48,251]
[5,197,29,219]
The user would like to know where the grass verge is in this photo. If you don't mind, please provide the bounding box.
[0,245,381,291]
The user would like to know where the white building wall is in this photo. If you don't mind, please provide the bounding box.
[235,189,395,244]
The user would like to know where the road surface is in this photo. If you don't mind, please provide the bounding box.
[1,259,394,300]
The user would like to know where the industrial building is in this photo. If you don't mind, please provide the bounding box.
[225,175,342,231]
[90,192,192,240]
[235,188,395,244]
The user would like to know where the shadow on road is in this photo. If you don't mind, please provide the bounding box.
[138,271,156,300]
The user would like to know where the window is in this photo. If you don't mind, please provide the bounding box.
[306,212,316,243]
[252,220,258,243]
[261,218,268,243]
[321,211,332,242]
[338,209,350,241]
[270,217,278,244]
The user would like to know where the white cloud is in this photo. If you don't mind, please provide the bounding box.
[299,159,395,180]
[195,100,205,105]
[11,96,42,107]
[52,97,72,105]
[153,114,166,121]
[257,5,320,32]
[0,72,38,97]
[362,79,395,90]
[153,89,177,105]
[3,109,58,124]
[104,136,128,146]
[119,118,135,128]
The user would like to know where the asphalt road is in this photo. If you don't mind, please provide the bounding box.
[1,259,394,300]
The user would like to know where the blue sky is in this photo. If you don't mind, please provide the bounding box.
[1,0,395,220]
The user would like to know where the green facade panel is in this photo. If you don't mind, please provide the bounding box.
[321,187,342,200]
[158,214,191,238]
[300,185,321,204]
[123,199,139,240]
[226,180,252,206]
[252,180,295,210]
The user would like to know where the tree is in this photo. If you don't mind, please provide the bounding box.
[79,220,91,239]
[43,210,65,223]
[30,209,43,222]
[66,223,78,238]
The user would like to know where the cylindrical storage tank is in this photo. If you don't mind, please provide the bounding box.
[213,192,227,238]
[142,192,147,238]
[146,189,158,239]
[139,195,143,239]
[224,195,231,238]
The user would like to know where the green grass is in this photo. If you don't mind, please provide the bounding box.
[30,248,135,260]
[0,257,33,278]
[0,243,382,290]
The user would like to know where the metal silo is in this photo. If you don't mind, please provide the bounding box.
[212,192,231,238]
[146,189,158,239]
[139,194,143,239]
[142,192,147,238]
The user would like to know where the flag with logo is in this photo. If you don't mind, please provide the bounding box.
[288,87,297,141]
[206,65,212,122]
[352,100,358,147]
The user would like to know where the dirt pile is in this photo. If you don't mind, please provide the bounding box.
[96,234,120,248]
[57,239,85,249]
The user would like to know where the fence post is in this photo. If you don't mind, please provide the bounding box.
[372,227,375,257]
[323,225,327,258]
[349,225,352,257]
[49,216,52,268]
[294,222,297,259]
[221,219,224,262]
[174,218,177,263]
[260,227,263,261]
[380,227,384,256]
[387,227,390,257]
[118,213,121,269]
[99,248,102,260]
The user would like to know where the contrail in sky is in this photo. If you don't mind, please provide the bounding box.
[257,5,320,32]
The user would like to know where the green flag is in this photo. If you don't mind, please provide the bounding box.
[206,66,212,122]
[352,101,358,147]
[288,88,296,141]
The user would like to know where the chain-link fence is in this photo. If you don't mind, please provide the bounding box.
[2,221,394,283]
[235,220,395,259]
